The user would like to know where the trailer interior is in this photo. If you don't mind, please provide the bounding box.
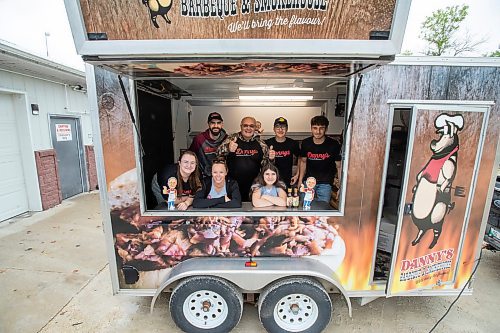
[124,61,358,213]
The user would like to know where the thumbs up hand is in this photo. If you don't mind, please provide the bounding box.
[269,145,276,160]
[229,137,238,152]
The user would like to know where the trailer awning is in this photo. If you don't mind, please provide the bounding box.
[64,0,411,61]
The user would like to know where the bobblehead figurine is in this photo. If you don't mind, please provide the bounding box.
[300,177,316,210]
[163,177,178,210]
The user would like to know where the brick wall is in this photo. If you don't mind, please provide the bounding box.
[34,149,62,210]
[85,145,98,191]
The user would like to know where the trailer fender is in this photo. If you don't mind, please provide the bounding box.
[150,257,352,317]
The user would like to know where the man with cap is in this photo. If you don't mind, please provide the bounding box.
[217,116,275,201]
[265,117,300,185]
[189,112,227,178]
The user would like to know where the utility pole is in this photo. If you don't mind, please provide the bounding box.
[44,32,50,57]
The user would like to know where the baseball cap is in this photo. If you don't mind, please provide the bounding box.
[274,117,288,127]
[208,112,223,122]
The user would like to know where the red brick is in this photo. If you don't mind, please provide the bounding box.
[85,146,98,191]
[35,149,62,211]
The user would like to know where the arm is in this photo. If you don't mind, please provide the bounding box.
[215,181,242,208]
[176,196,194,210]
[192,192,226,208]
[262,189,287,207]
[258,139,273,165]
[216,134,237,158]
[335,161,341,182]
[297,157,307,186]
[290,139,301,185]
[252,188,274,207]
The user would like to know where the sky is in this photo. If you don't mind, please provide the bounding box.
[0,0,498,71]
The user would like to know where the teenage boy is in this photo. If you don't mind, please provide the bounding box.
[189,112,227,178]
[265,117,300,185]
[217,116,275,201]
[298,115,342,202]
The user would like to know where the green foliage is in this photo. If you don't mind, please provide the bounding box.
[485,50,500,57]
[420,5,469,56]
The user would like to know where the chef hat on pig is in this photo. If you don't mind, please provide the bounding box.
[435,114,464,129]
[435,114,464,134]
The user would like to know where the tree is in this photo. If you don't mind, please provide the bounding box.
[420,5,484,56]
[485,50,500,57]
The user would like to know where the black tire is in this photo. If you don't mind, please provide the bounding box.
[169,276,243,333]
[258,277,332,333]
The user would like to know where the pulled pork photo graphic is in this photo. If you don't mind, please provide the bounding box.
[115,216,342,271]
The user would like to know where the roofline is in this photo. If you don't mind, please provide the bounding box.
[393,55,500,67]
[0,41,85,78]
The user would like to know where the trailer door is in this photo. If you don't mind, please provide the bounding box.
[386,102,489,296]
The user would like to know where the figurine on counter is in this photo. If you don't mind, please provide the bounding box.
[300,177,316,210]
[163,177,178,210]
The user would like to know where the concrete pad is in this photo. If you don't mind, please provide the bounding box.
[0,193,106,276]
[0,268,92,332]
[0,192,107,333]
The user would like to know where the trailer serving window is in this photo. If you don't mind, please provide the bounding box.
[129,62,354,216]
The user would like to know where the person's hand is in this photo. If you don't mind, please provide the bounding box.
[299,183,305,192]
[290,174,298,185]
[268,145,275,160]
[224,195,231,202]
[228,138,238,152]
[177,202,188,210]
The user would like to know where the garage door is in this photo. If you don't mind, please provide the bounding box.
[0,93,29,221]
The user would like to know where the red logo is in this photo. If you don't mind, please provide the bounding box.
[235,148,258,156]
[307,152,330,160]
[275,150,291,157]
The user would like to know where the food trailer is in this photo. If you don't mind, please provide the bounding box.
[64,0,499,332]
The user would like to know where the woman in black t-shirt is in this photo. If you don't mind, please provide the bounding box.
[156,151,202,210]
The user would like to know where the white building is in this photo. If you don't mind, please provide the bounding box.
[0,42,95,222]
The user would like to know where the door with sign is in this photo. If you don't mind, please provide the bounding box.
[50,116,85,199]
[386,103,489,296]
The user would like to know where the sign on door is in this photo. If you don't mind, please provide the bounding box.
[55,124,73,141]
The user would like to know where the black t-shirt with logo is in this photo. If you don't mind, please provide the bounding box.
[227,138,264,201]
[265,137,299,184]
[300,136,342,184]
[157,163,194,200]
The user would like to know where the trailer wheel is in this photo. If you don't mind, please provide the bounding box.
[258,277,332,333]
[169,276,243,333]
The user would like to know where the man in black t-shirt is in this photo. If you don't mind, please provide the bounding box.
[265,117,300,185]
[217,116,275,201]
[298,115,342,202]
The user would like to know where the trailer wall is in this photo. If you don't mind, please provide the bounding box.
[347,61,500,291]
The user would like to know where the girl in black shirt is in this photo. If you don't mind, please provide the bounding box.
[157,151,202,210]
